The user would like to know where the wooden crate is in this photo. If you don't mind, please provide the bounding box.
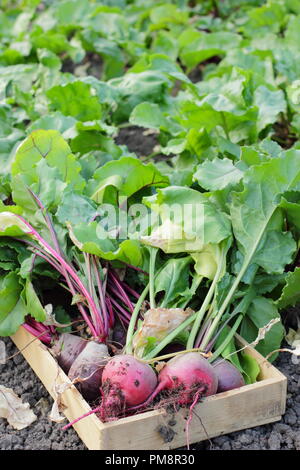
[10,327,287,450]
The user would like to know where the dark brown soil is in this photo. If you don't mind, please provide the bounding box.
[115,125,159,158]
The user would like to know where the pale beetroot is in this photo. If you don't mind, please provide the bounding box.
[68,341,109,401]
[212,359,245,392]
[99,354,157,419]
[51,333,87,374]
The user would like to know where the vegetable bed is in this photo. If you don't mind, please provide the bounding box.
[1,0,300,451]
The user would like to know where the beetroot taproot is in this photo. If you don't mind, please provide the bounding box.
[68,341,109,401]
[51,333,87,374]
[155,352,218,404]
[99,354,158,419]
[212,359,245,392]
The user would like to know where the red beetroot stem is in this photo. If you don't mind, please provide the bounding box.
[194,318,212,349]
[21,241,100,338]
[15,238,64,274]
[22,322,52,345]
[108,271,134,312]
[109,297,131,324]
[105,296,115,328]
[83,253,105,337]
[119,262,149,276]
[92,256,109,337]
[28,189,70,265]
[15,215,100,338]
[107,282,134,314]
[29,191,95,338]
[121,282,140,300]
[83,252,105,336]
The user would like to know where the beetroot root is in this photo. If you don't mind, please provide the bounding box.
[156,352,218,404]
[51,333,87,374]
[212,359,245,392]
[68,341,109,401]
[99,354,158,420]
[127,352,218,415]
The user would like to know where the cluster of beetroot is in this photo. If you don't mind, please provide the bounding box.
[47,331,245,426]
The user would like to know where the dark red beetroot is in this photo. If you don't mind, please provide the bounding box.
[99,354,158,419]
[51,333,87,374]
[68,341,109,401]
[212,359,245,393]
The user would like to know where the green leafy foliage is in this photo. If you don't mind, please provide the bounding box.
[154,256,192,307]
[142,186,231,253]
[240,297,285,359]
[276,267,300,309]
[0,272,26,336]
[0,0,300,368]
[87,156,169,204]
[12,130,84,192]
[47,82,103,122]
[193,158,244,191]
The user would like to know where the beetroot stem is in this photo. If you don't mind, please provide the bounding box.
[109,296,131,324]
[15,215,100,338]
[120,281,140,300]
[92,256,108,336]
[28,190,93,336]
[21,240,95,335]
[118,261,149,276]
[107,283,133,314]
[105,296,115,328]
[109,271,134,312]
[22,323,52,345]
[14,238,64,274]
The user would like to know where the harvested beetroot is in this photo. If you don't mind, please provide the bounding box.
[127,352,218,416]
[156,352,218,404]
[68,341,109,401]
[99,354,158,419]
[212,359,245,393]
[51,333,87,374]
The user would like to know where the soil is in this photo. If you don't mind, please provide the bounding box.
[0,126,299,451]
[115,125,160,158]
